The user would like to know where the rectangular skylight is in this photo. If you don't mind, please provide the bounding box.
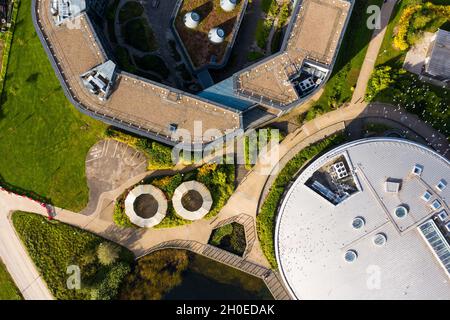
[418,220,450,277]
[422,191,432,202]
[412,164,423,176]
[438,210,449,222]
[431,200,442,210]
[436,179,447,192]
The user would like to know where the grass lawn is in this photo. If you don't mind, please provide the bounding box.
[0,259,22,300]
[257,134,346,268]
[12,211,134,300]
[0,0,106,211]
[301,0,383,122]
[121,18,158,52]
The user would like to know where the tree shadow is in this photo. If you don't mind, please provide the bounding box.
[26,72,40,83]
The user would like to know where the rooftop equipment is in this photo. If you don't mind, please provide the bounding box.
[220,0,237,12]
[208,27,225,44]
[183,11,200,29]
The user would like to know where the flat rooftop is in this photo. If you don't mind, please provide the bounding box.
[276,138,450,299]
[235,0,351,108]
[36,0,242,144]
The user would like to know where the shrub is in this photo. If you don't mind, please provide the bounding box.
[365,66,397,100]
[91,262,130,300]
[97,242,121,266]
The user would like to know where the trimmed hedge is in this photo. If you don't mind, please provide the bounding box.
[257,134,346,268]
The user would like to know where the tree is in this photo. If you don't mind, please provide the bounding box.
[97,242,120,266]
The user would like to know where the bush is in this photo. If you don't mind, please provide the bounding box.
[209,222,247,256]
[257,134,346,268]
[365,65,397,100]
[97,242,121,266]
[393,3,450,50]
[91,263,130,300]
[133,54,170,80]
[121,18,158,52]
[12,212,133,299]
[105,128,174,169]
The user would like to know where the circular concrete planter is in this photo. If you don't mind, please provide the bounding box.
[172,181,213,220]
[124,184,167,228]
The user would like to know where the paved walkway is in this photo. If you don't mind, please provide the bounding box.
[351,0,397,104]
[0,192,53,300]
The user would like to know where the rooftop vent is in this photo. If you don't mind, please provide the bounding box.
[220,0,237,12]
[385,178,401,193]
[331,161,348,180]
[373,233,387,247]
[412,164,423,176]
[437,210,448,222]
[351,217,365,230]
[394,205,408,219]
[344,250,358,263]
[184,11,200,29]
[208,27,225,44]
[436,179,447,192]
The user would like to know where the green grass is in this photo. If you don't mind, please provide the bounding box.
[121,18,158,52]
[305,0,383,120]
[118,1,144,23]
[0,0,106,211]
[0,259,22,300]
[257,134,346,268]
[12,211,133,300]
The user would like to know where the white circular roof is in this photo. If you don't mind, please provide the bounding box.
[275,138,450,300]
[124,184,167,228]
[172,181,213,220]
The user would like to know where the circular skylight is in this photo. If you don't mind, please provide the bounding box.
[344,250,358,263]
[352,217,365,229]
[394,206,408,219]
[373,233,387,247]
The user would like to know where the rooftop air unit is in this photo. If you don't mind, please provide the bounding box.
[208,27,225,44]
[220,0,237,12]
[183,11,200,29]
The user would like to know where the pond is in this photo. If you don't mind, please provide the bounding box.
[164,254,273,300]
[119,249,273,300]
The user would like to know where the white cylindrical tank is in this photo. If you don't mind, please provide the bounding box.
[208,27,225,44]
[183,11,200,29]
[220,0,237,12]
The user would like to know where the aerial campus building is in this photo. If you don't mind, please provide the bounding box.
[275,138,450,299]
[33,0,353,149]
[424,29,450,83]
